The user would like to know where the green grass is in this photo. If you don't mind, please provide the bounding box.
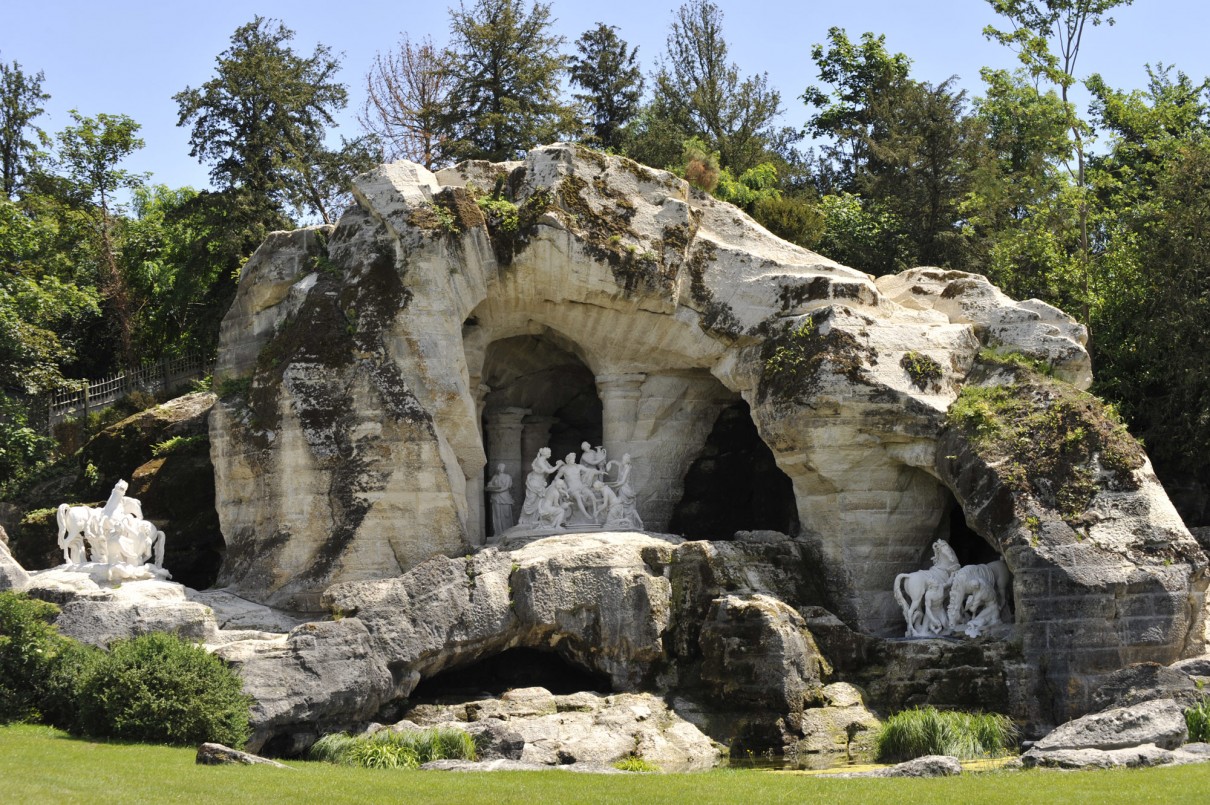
[5,724,1210,804]
[875,708,1018,762]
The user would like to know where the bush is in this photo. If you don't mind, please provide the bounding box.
[309,727,477,769]
[0,593,65,722]
[75,632,251,747]
[874,707,1018,762]
[613,755,661,772]
[1186,696,1210,743]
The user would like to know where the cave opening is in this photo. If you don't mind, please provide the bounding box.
[668,400,800,540]
[407,648,614,700]
[480,334,603,537]
[938,492,1001,566]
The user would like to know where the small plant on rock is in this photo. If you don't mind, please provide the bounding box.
[1186,695,1210,742]
[613,754,661,772]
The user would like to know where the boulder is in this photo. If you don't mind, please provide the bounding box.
[0,538,29,591]
[196,743,289,768]
[827,754,962,778]
[1031,698,1187,753]
[24,568,217,648]
[402,688,719,771]
[1021,743,1177,770]
[1089,662,1202,712]
[793,683,881,762]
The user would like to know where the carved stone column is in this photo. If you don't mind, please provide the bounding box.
[483,406,529,536]
[596,373,646,447]
[521,416,555,470]
[465,381,492,544]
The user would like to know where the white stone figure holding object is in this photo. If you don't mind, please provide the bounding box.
[580,442,607,472]
[947,559,1011,633]
[485,464,515,535]
[555,452,603,520]
[606,453,643,530]
[518,448,563,526]
[892,540,960,637]
[537,478,571,529]
[921,579,949,636]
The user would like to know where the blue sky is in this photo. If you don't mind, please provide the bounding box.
[5,0,1209,195]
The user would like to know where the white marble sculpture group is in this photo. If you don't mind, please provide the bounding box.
[55,479,169,581]
[497,442,643,534]
[893,540,1010,639]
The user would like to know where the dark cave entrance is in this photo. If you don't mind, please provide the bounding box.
[937,492,1001,567]
[668,401,800,540]
[407,648,613,700]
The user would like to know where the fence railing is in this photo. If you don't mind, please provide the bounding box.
[44,352,214,429]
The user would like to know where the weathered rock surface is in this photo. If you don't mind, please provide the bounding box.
[420,758,623,773]
[404,687,719,771]
[207,143,1206,727]
[828,754,963,778]
[0,538,29,591]
[1089,662,1203,712]
[196,743,289,768]
[23,568,217,648]
[1034,698,1188,752]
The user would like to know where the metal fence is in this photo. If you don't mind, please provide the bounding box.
[44,352,214,429]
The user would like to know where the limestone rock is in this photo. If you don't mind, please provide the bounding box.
[1032,699,1187,753]
[24,568,217,648]
[1021,743,1178,770]
[827,754,962,778]
[0,538,29,591]
[196,743,289,768]
[186,588,305,633]
[420,758,623,773]
[1089,662,1202,712]
[403,688,719,771]
[215,619,395,755]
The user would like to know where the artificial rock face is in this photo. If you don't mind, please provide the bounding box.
[211,144,1206,719]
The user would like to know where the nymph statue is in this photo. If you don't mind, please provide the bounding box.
[485,464,515,535]
[518,447,563,526]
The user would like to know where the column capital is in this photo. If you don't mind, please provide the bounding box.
[595,373,646,394]
[484,406,531,426]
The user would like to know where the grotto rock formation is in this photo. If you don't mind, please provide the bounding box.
[209,144,1206,725]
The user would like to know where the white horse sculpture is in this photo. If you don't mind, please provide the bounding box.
[947,559,1011,631]
[56,504,96,565]
[893,540,961,637]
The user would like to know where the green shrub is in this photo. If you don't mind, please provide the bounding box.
[613,755,661,772]
[0,593,64,723]
[75,632,251,747]
[875,707,1018,762]
[309,727,477,769]
[150,434,205,456]
[1186,696,1210,743]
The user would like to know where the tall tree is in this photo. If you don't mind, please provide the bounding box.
[56,111,145,368]
[805,29,986,273]
[174,17,368,223]
[360,35,453,169]
[438,0,574,162]
[568,23,644,151]
[0,57,50,200]
[984,0,1134,322]
[650,0,788,174]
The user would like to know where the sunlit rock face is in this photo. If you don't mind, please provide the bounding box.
[210,143,1205,720]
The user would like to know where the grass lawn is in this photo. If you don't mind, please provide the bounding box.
[4,724,1210,804]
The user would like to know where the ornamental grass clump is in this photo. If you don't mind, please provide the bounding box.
[309,726,477,769]
[874,707,1018,762]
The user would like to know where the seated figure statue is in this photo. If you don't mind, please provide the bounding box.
[518,448,563,527]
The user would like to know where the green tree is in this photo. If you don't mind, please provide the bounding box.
[984,0,1134,322]
[175,17,367,223]
[568,23,644,151]
[438,0,574,162]
[805,29,986,273]
[0,57,50,200]
[55,111,145,369]
[649,0,790,174]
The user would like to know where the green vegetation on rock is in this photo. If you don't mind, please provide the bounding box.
[946,357,1144,524]
[309,727,477,769]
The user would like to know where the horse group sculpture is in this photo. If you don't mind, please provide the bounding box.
[55,480,167,581]
[893,540,1010,638]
